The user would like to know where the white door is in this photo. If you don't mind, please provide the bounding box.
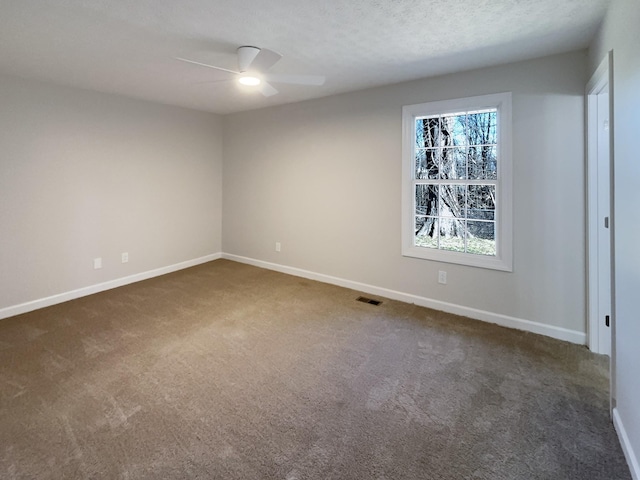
[587,55,613,357]
[596,88,612,356]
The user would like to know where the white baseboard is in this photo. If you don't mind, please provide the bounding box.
[222,253,586,345]
[1,252,587,346]
[614,407,640,480]
[0,253,222,320]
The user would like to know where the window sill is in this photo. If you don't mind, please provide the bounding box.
[402,245,513,272]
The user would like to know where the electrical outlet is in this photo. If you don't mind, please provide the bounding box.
[438,270,447,284]
[275,242,281,252]
[121,252,129,263]
[93,257,102,269]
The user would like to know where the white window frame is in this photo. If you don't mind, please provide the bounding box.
[401,92,513,271]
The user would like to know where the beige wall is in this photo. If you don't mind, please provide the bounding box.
[223,51,588,335]
[0,51,592,339]
[589,0,640,475]
[0,75,223,310]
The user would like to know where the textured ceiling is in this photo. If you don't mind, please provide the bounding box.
[0,0,610,114]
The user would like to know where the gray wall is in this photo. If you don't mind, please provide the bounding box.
[223,51,588,334]
[0,75,223,310]
[590,0,640,474]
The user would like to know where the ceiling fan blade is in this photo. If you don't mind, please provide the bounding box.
[194,78,233,85]
[175,57,240,75]
[263,73,326,86]
[258,81,278,97]
[249,48,282,72]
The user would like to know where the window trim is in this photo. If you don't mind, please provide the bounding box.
[401,92,513,271]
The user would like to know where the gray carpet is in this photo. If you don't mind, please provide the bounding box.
[0,259,631,479]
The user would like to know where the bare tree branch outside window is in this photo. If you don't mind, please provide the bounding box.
[414,110,497,256]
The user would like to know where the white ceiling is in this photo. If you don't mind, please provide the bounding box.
[0,0,609,115]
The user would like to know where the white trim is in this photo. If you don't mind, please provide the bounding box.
[0,253,222,320]
[613,407,640,480]
[586,55,611,93]
[401,92,513,272]
[222,253,585,345]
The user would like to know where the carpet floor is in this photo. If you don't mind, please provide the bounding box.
[0,259,631,479]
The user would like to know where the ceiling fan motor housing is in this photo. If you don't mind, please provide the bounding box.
[237,46,260,72]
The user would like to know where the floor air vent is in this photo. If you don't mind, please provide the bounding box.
[356,296,382,306]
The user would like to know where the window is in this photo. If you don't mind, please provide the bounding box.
[402,92,512,271]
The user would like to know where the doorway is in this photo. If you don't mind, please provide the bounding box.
[586,53,613,357]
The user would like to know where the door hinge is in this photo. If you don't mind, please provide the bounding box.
[604,217,609,228]
[605,315,610,327]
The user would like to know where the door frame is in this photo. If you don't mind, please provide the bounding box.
[586,51,614,357]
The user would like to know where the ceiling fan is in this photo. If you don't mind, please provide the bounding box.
[176,46,326,97]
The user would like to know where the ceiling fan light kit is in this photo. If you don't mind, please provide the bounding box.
[176,45,326,97]
[238,75,261,86]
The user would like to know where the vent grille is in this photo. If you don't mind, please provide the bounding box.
[356,296,382,306]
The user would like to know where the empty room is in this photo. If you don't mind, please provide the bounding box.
[1,0,639,478]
